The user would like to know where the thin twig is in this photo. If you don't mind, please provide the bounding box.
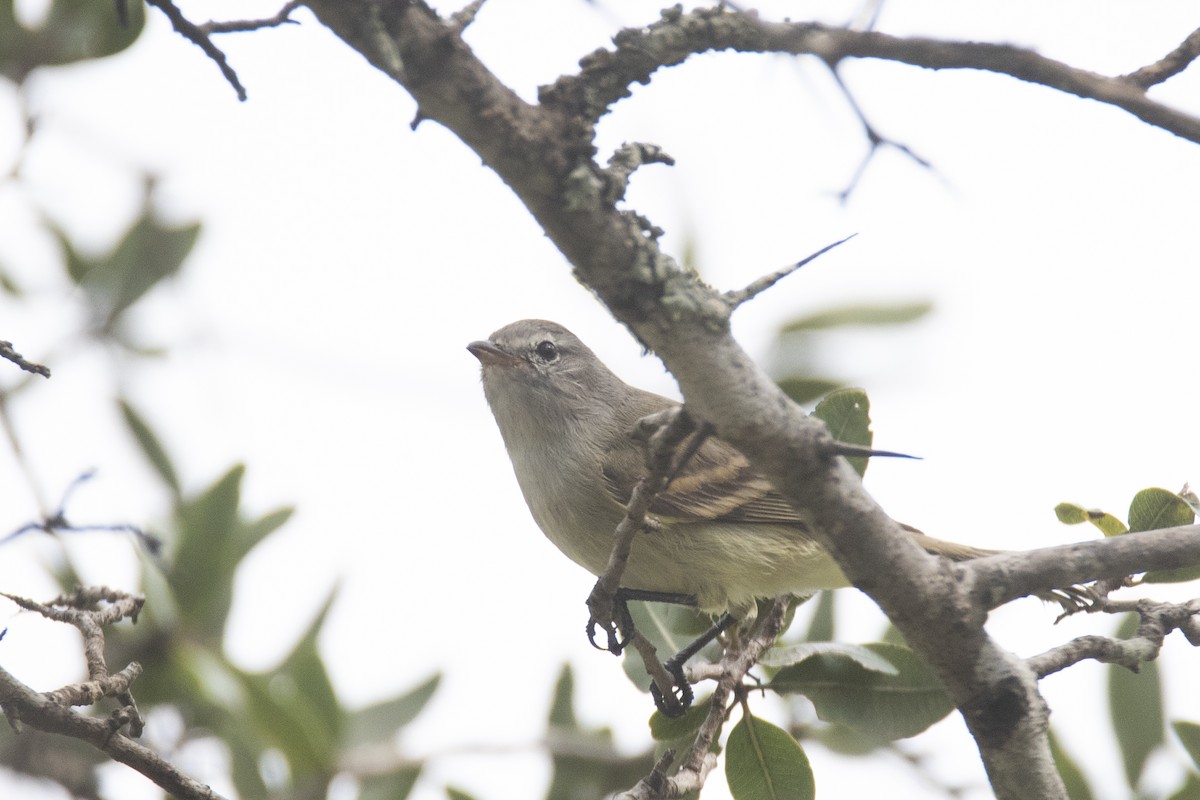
[143,0,248,101]
[0,340,50,378]
[1122,26,1200,89]
[197,0,304,34]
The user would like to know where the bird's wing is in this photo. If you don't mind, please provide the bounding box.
[601,429,809,526]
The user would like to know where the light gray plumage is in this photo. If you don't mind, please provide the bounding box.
[469,319,990,616]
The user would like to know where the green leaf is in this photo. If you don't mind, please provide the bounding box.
[346,673,442,749]
[446,788,480,800]
[73,211,200,330]
[0,0,145,82]
[1129,488,1196,533]
[1054,502,1127,536]
[650,695,712,741]
[780,301,933,332]
[118,398,181,496]
[1137,489,1200,583]
[777,376,841,406]
[813,388,872,477]
[1175,721,1200,772]
[1049,727,1094,800]
[171,464,245,633]
[549,663,578,729]
[759,642,899,673]
[1109,613,1164,788]
[769,643,953,741]
[725,712,815,800]
[361,766,421,800]
[238,587,343,777]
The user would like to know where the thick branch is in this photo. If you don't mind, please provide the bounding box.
[540,7,1200,144]
[967,525,1200,610]
[0,665,223,800]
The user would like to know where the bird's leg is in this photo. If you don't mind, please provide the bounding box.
[588,587,740,718]
[586,587,699,654]
[650,613,738,718]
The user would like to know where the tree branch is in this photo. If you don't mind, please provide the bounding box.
[0,588,225,800]
[539,7,1200,144]
[294,4,1200,798]
[0,339,50,378]
[966,524,1200,610]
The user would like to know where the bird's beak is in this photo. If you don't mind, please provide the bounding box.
[468,340,522,367]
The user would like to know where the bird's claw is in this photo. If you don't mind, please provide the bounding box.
[649,659,693,718]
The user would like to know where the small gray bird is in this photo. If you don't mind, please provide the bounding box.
[469,319,992,619]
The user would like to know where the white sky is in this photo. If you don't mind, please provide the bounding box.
[1,1,1199,799]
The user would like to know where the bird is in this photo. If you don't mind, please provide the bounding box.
[468,318,994,620]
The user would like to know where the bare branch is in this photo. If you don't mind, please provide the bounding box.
[0,340,50,378]
[966,524,1200,610]
[144,0,248,101]
[1122,26,1200,89]
[617,597,791,800]
[197,1,304,34]
[1,589,223,800]
[1029,597,1200,678]
[539,7,1200,144]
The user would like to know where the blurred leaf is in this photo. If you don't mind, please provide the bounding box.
[769,643,953,741]
[801,591,835,643]
[1054,502,1127,537]
[810,722,877,756]
[1109,613,1164,788]
[171,464,244,633]
[777,376,841,406]
[1129,488,1195,533]
[361,766,421,800]
[759,642,898,674]
[0,267,22,296]
[446,788,480,800]
[780,301,933,332]
[650,696,712,741]
[1,0,145,81]
[346,673,442,749]
[239,587,342,777]
[549,663,578,729]
[232,506,295,569]
[545,663,655,800]
[83,213,200,329]
[725,712,815,800]
[1169,773,1200,800]
[119,398,181,496]
[1174,721,1200,772]
[813,389,872,477]
[1049,727,1094,800]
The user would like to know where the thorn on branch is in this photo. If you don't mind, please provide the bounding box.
[1121,26,1200,90]
[723,234,857,309]
[0,340,50,378]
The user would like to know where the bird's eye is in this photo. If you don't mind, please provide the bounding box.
[534,340,559,361]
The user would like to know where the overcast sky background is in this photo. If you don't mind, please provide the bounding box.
[2,1,1199,799]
